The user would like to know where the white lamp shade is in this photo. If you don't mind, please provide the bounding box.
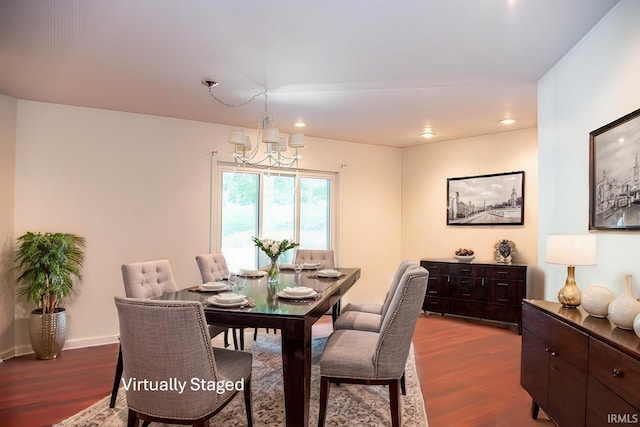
[546,234,597,266]
[274,138,287,152]
[288,133,305,148]
[243,135,252,150]
[262,128,280,143]
[229,130,246,145]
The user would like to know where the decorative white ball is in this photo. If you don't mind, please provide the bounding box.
[582,285,614,318]
[634,313,640,339]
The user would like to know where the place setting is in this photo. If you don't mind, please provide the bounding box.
[208,272,255,308]
[307,268,345,279]
[276,286,321,304]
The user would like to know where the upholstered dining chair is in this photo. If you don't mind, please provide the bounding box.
[195,253,254,350]
[317,265,429,427]
[333,259,417,333]
[294,249,340,320]
[293,249,335,269]
[110,259,229,409]
[114,297,253,427]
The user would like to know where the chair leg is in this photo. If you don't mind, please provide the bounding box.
[127,409,139,427]
[400,371,406,395]
[239,327,245,350]
[223,329,229,348]
[244,377,253,427]
[318,376,329,427]
[110,346,123,408]
[232,329,239,350]
[253,328,258,341]
[389,379,401,427]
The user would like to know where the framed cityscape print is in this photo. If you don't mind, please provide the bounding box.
[589,107,640,230]
[447,171,524,226]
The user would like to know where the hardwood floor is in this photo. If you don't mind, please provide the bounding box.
[0,314,553,427]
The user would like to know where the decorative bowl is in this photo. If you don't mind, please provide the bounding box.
[454,255,475,262]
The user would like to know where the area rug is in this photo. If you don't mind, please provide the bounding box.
[53,333,428,426]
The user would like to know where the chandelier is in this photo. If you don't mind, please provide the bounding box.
[203,80,305,169]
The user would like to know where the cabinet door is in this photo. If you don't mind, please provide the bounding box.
[548,354,587,427]
[521,327,549,410]
[587,375,640,427]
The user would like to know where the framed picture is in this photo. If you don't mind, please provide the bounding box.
[447,171,525,226]
[589,107,640,230]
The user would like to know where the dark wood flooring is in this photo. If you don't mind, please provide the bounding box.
[0,313,554,427]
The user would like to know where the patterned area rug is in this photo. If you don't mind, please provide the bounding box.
[54,333,428,426]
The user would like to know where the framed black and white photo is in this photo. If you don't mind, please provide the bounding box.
[589,107,640,230]
[447,171,525,226]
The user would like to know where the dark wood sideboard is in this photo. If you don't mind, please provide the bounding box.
[521,300,640,427]
[420,259,527,333]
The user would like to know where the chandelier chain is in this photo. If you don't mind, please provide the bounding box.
[207,86,265,108]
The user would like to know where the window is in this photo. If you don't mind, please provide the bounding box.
[218,166,335,269]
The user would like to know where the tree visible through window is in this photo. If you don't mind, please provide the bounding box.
[220,167,334,269]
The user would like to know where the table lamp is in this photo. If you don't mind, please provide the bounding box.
[545,234,597,308]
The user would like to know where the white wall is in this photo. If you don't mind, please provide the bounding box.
[538,0,640,300]
[0,93,17,359]
[12,101,402,352]
[402,128,540,295]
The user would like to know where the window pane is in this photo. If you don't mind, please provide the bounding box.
[221,171,258,270]
[299,177,330,249]
[261,174,296,265]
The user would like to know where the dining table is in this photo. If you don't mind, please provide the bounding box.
[156,267,361,427]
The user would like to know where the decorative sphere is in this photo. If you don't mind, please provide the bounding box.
[634,313,640,339]
[582,285,614,318]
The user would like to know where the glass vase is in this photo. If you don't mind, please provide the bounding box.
[267,257,280,285]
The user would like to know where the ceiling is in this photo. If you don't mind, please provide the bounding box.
[0,0,619,148]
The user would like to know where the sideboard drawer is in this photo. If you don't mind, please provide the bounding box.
[485,278,522,305]
[589,338,640,407]
[423,296,448,313]
[421,261,450,275]
[450,264,485,277]
[486,265,526,280]
[448,277,484,300]
[522,302,551,341]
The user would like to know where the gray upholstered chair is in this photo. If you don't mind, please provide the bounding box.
[294,249,340,320]
[195,254,229,283]
[293,249,335,269]
[195,254,250,349]
[110,259,229,409]
[317,265,429,427]
[114,297,253,427]
[333,259,417,333]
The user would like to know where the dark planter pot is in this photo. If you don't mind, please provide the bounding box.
[29,307,66,359]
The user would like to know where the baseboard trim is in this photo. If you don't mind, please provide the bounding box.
[10,335,120,358]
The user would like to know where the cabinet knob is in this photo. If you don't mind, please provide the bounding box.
[613,369,624,378]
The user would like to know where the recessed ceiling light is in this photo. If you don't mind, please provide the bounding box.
[500,118,516,125]
[294,121,306,128]
[419,132,437,139]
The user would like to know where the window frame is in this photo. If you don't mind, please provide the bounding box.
[211,162,338,265]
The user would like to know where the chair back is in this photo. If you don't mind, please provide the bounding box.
[294,249,335,269]
[374,265,429,378]
[380,260,418,318]
[121,259,178,299]
[114,297,221,418]
[196,254,230,282]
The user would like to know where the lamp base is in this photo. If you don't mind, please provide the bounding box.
[558,265,581,308]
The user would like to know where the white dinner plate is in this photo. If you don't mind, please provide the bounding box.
[212,293,245,304]
[303,262,324,270]
[238,270,267,277]
[201,282,229,291]
[316,269,342,278]
[282,286,315,297]
[207,296,248,307]
[276,290,318,300]
[197,284,230,292]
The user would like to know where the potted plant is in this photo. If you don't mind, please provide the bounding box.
[15,231,86,359]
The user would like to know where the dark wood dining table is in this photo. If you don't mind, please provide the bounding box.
[156,267,361,427]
